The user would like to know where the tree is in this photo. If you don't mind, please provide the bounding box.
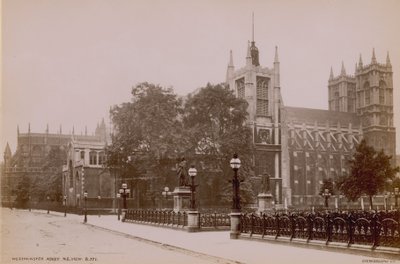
[14,173,31,208]
[337,139,399,209]
[182,83,255,206]
[32,147,66,202]
[107,82,184,207]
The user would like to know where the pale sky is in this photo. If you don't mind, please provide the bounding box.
[2,0,400,159]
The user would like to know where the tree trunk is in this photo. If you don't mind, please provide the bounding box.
[369,195,373,210]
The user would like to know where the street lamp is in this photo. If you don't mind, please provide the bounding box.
[64,195,67,217]
[394,187,399,208]
[97,195,101,217]
[83,191,88,223]
[28,195,31,212]
[116,193,121,220]
[321,188,331,209]
[119,183,130,221]
[188,165,198,210]
[47,195,50,214]
[161,187,172,209]
[229,154,242,239]
[230,154,241,212]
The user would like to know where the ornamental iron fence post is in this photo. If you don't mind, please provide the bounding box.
[307,213,313,242]
[290,213,296,241]
[275,213,280,239]
[325,214,332,245]
[262,213,266,238]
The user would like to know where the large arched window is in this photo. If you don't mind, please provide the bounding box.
[235,78,245,99]
[256,76,269,116]
[364,82,370,105]
[379,81,386,104]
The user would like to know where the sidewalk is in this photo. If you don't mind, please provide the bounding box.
[77,213,398,264]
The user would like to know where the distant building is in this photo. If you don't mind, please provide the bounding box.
[62,132,115,209]
[226,33,396,207]
[1,119,113,209]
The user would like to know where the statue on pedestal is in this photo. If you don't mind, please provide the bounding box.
[176,157,188,187]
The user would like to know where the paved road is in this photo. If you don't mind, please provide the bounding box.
[0,209,236,264]
[2,209,398,264]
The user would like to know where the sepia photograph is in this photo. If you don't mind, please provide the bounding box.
[1,0,400,263]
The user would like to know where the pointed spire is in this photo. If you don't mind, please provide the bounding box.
[46,123,49,133]
[85,126,88,136]
[4,142,12,158]
[358,54,363,69]
[72,125,75,135]
[28,123,31,133]
[274,46,279,63]
[340,61,346,75]
[329,67,334,80]
[226,50,235,83]
[386,51,391,67]
[59,124,62,134]
[246,41,252,66]
[252,12,255,42]
[371,48,377,64]
[229,50,234,67]
[17,125,20,135]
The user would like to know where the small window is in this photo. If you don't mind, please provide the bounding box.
[89,151,97,165]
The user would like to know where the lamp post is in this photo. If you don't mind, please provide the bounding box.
[117,193,121,220]
[230,154,242,212]
[64,195,67,217]
[395,187,399,208]
[188,165,198,210]
[321,188,331,209]
[47,196,50,214]
[229,154,241,239]
[28,195,31,212]
[161,187,172,209]
[83,191,88,223]
[119,183,130,221]
[187,165,200,232]
[97,195,101,217]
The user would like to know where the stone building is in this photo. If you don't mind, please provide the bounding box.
[226,36,396,207]
[1,119,113,208]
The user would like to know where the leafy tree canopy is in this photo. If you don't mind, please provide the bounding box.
[182,83,255,204]
[337,139,399,207]
[107,82,184,175]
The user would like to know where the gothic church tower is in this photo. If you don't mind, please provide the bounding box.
[355,49,396,163]
[226,15,288,205]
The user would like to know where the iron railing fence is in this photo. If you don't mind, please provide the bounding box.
[124,209,231,230]
[125,210,188,227]
[240,211,400,248]
[198,212,230,228]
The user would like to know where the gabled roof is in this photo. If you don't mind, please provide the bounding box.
[284,106,360,128]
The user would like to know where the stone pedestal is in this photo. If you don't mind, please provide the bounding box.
[121,209,127,222]
[187,210,200,232]
[173,186,191,212]
[229,212,241,239]
[258,192,274,213]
